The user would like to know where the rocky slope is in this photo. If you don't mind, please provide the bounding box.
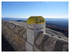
[2,20,68,51]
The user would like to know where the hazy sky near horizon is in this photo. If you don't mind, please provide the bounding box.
[2,2,68,18]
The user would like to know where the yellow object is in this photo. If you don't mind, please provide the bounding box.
[27,16,45,24]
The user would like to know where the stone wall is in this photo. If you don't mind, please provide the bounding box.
[34,33,68,51]
[2,21,27,51]
[2,21,68,51]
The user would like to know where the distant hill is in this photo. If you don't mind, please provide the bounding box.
[2,17,28,21]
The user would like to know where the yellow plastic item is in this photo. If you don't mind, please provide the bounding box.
[27,16,45,24]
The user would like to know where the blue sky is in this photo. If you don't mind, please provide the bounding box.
[2,2,68,18]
